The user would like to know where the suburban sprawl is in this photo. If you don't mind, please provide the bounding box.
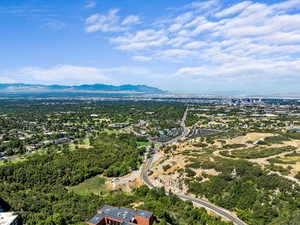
[1,97,300,225]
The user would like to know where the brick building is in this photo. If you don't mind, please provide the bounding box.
[86,205,154,225]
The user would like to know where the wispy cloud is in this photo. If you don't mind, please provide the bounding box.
[132,56,152,62]
[9,65,153,85]
[85,9,124,32]
[0,6,48,16]
[18,65,113,84]
[101,0,300,83]
[85,1,97,9]
[187,0,220,12]
[0,77,16,83]
[122,15,141,25]
[43,19,65,31]
[85,9,141,32]
[215,1,252,18]
[175,59,300,78]
[3,0,299,94]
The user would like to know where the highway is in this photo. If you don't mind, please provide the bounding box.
[141,106,248,225]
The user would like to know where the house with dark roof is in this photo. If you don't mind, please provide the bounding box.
[86,205,154,225]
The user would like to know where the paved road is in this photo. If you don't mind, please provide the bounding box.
[177,194,247,225]
[110,170,140,185]
[141,106,248,225]
[164,106,189,145]
[141,155,247,225]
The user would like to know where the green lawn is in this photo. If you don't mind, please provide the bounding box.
[103,128,129,135]
[136,141,150,147]
[69,138,92,150]
[67,176,107,196]
[0,155,26,166]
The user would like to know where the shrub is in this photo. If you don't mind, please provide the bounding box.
[163,164,171,171]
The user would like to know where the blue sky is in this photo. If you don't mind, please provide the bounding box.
[0,0,300,95]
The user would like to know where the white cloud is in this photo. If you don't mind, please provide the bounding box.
[85,9,141,33]
[82,0,300,93]
[174,12,194,24]
[113,29,165,43]
[188,0,220,12]
[192,21,218,35]
[258,32,300,45]
[116,42,149,51]
[111,0,300,63]
[184,41,206,49]
[0,77,16,83]
[159,49,197,59]
[267,14,300,32]
[184,16,206,28]
[85,9,125,32]
[167,37,190,47]
[112,29,169,50]
[175,59,300,78]
[13,65,154,85]
[132,56,152,62]
[85,1,96,9]
[18,65,112,84]
[122,15,141,25]
[215,1,252,18]
[168,23,182,32]
[272,0,300,12]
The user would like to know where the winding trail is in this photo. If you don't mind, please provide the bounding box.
[213,145,300,186]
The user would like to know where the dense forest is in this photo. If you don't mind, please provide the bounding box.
[0,132,230,225]
[0,133,145,185]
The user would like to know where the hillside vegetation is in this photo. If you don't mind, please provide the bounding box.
[0,133,230,225]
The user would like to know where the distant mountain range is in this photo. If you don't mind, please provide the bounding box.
[0,83,166,97]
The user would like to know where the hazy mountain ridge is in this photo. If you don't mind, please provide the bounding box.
[0,83,166,94]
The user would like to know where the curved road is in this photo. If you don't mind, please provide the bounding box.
[141,106,248,225]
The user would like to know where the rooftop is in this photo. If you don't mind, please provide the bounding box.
[289,128,300,133]
[88,205,153,225]
[0,212,18,225]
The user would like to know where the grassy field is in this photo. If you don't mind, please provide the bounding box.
[103,128,129,135]
[281,156,300,163]
[286,133,300,140]
[136,141,150,147]
[68,176,107,196]
[69,138,92,150]
[0,155,27,166]
[269,153,300,164]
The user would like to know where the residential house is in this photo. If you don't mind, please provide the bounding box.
[86,205,154,225]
